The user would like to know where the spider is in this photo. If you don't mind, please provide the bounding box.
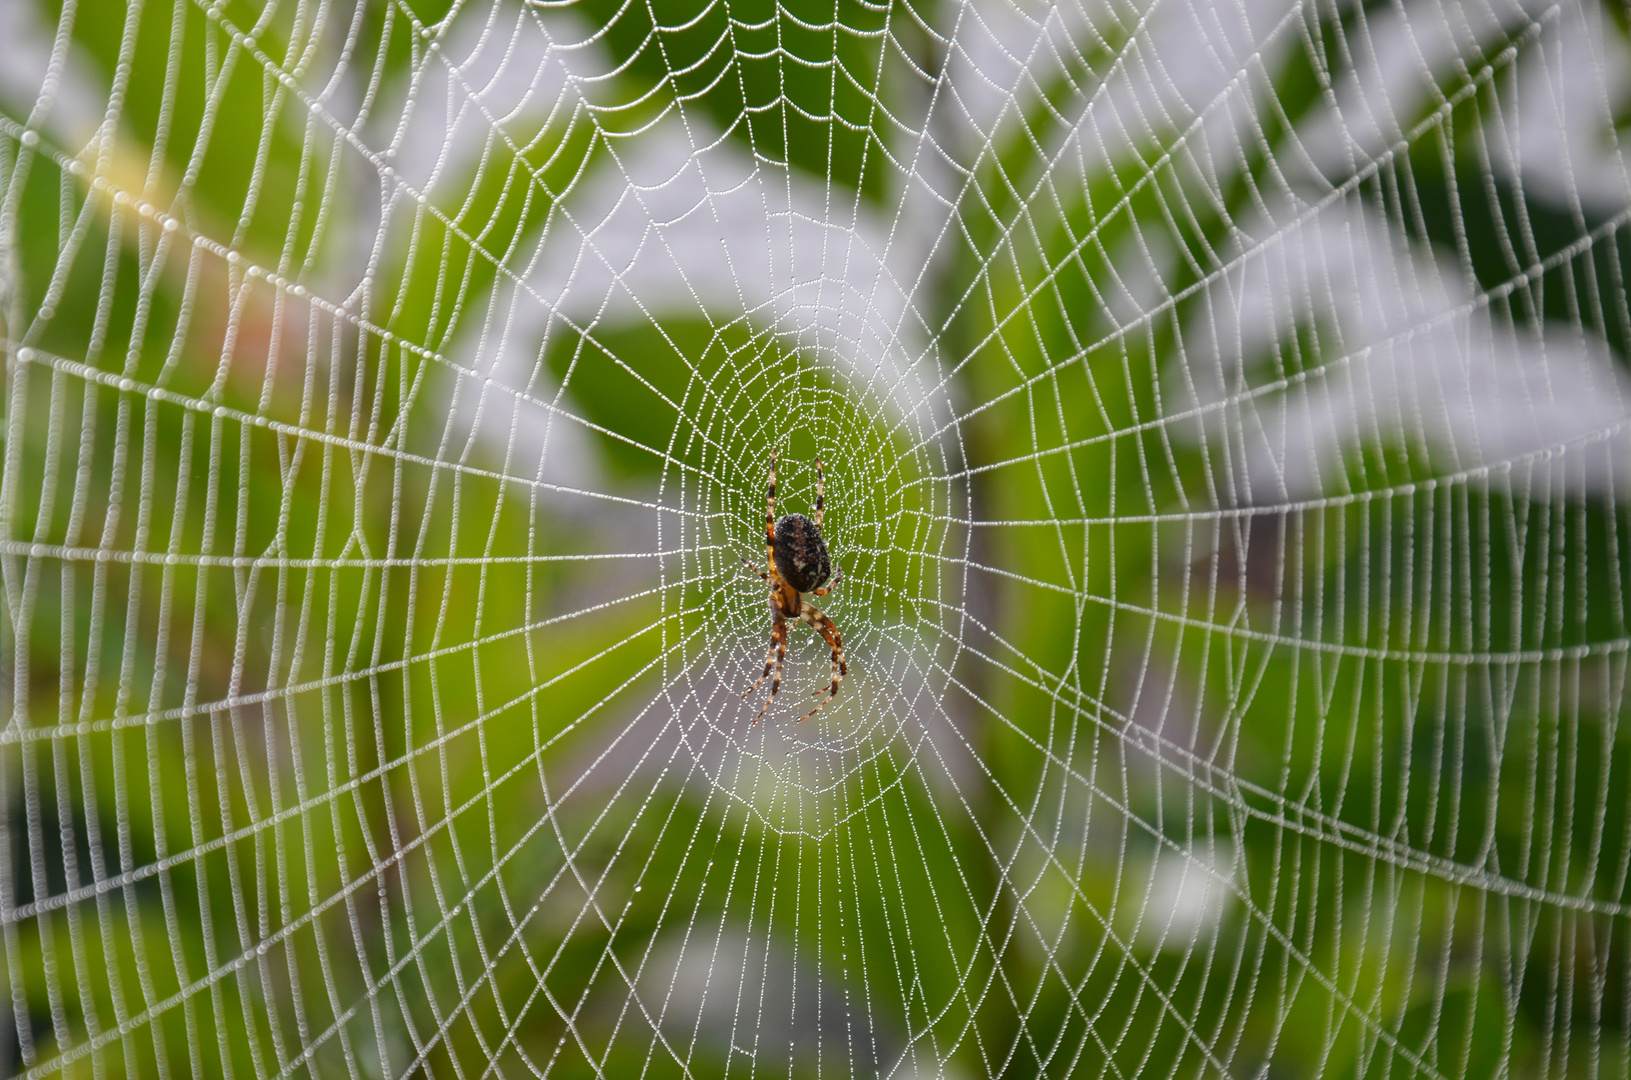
[741,449,846,723]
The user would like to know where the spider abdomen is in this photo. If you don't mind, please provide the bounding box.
[773,513,831,593]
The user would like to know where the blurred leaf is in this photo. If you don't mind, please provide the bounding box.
[380,112,602,354]
[37,0,327,266]
[567,0,904,200]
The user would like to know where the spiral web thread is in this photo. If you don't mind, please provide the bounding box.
[0,0,1629,1075]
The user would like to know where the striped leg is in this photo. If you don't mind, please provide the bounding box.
[813,454,824,531]
[748,613,788,723]
[764,448,778,578]
[797,603,846,721]
[810,562,842,597]
[742,615,780,698]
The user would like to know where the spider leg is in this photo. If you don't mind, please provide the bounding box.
[809,561,842,597]
[796,602,845,720]
[764,448,778,579]
[746,612,788,723]
[738,554,770,584]
[813,454,824,532]
[742,616,782,698]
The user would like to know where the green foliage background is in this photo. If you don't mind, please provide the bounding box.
[1,0,1629,1076]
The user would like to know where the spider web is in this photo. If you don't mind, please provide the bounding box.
[0,0,1629,1074]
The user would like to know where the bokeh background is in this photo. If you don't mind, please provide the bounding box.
[2,0,1630,1075]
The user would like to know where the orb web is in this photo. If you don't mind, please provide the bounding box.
[0,0,1628,1076]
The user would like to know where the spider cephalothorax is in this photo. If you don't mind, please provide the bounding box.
[742,450,846,722]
